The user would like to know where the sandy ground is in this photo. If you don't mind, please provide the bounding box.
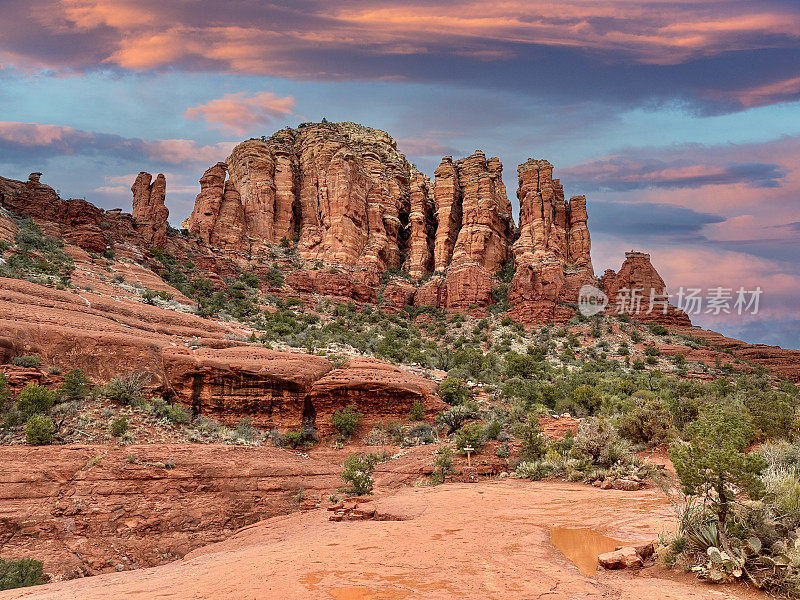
[2,479,763,600]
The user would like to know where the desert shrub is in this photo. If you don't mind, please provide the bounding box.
[150,398,189,424]
[632,358,645,370]
[503,351,545,379]
[141,288,174,304]
[670,403,763,524]
[341,453,379,495]
[644,345,661,357]
[59,368,89,402]
[648,322,669,336]
[24,414,55,445]
[744,390,795,441]
[16,384,56,417]
[110,416,128,437]
[404,422,436,446]
[12,355,40,368]
[331,405,363,439]
[102,372,150,405]
[0,374,10,412]
[282,430,312,448]
[618,393,674,446]
[234,417,257,442]
[571,417,630,467]
[439,377,470,405]
[512,417,547,460]
[437,404,478,434]
[484,419,503,440]
[0,557,45,590]
[516,460,553,481]
[432,445,454,483]
[568,384,602,415]
[408,399,425,421]
[455,422,484,453]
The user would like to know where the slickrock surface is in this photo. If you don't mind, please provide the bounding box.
[0,444,440,579]
[0,277,442,424]
[1,480,763,600]
[131,172,169,249]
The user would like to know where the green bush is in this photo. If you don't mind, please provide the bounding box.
[0,374,10,412]
[59,368,89,402]
[0,557,45,590]
[516,460,553,481]
[110,416,128,437]
[648,322,668,336]
[512,418,547,460]
[432,445,454,483]
[455,423,484,453]
[331,405,363,439]
[102,373,149,405]
[24,414,55,445]
[439,377,470,405]
[571,417,629,467]
[150,398,189,424]
[11,355,41,368]
[408,399,425,421]
[282,430,311,448]
[618,393,674,446]
[16,385,56,417]
[341,453,379,495]
[437,404,478,434]
[744,390,795,441]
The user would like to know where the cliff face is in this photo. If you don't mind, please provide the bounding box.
[508,160,595,323]
[186,123,416,280]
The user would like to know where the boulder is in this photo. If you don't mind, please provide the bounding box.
[598,546,644,570]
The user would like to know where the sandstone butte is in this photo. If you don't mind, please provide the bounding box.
[180,121,691,322]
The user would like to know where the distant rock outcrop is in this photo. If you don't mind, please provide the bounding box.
[0,172,108,253]
[131,172,169,249]
[602,251,691,326]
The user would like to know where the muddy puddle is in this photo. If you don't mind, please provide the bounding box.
[549,527,628,577]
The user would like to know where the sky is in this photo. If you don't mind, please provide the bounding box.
[0,0,798,349]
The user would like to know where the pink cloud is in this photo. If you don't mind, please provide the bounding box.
[0,121,235,166]
[4,0,798,75]
[184,92,294,135]
[0,121,92,146]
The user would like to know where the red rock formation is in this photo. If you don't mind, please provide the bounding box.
[508,159,597,323]
[285,269,375,303]
[602,251,691,327]
[162,346,334,429]
[184,163,248,251]
[0,173,108,253]
[131,172,169,249]
[406,168,435,278]
[0,208,18,243]
[188,123,417,278]
[309,357,444,434]
[381,280,417,311]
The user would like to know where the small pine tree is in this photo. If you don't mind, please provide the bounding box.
[670,404,765,524]
[59,369,89,402]
[341,453,378,495]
